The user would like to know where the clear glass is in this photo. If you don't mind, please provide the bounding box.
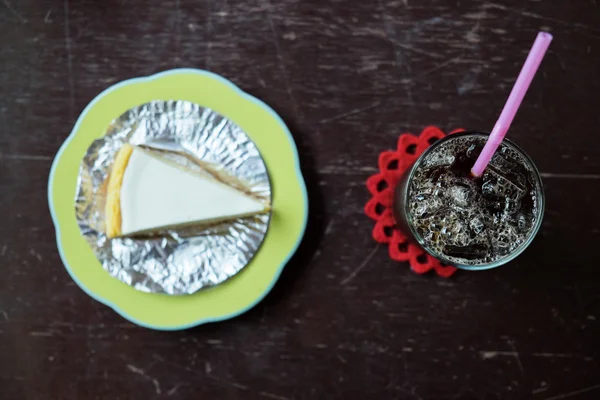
[393,132,545,270]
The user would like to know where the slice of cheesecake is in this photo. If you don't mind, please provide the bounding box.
[105,144,270,238]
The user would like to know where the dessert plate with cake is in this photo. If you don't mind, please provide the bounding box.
[48,69,308,330]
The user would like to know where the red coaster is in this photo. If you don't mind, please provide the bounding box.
[365,126,465,278]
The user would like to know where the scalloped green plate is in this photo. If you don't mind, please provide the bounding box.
[48,69,308,330]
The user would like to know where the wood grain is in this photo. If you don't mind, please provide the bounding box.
[1,0,600,399]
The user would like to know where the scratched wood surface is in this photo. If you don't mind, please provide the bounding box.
[1,0,600,399]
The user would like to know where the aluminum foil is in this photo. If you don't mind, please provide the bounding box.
[75,100,271,295]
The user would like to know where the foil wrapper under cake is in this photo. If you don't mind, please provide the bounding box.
[75,100,271,295]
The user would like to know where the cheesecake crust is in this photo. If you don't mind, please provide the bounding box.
[105,144,134,238]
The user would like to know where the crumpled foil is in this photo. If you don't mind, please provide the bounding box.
[75,100,271,295]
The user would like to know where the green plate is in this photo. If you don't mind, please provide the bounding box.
[48,69,308,330]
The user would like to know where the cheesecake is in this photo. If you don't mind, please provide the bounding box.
[105,144,270,238]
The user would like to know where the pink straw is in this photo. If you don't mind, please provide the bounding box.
[471,31,553,177]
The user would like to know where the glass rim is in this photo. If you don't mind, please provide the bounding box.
[403,131,545,270]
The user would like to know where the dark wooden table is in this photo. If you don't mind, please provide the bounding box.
[2,0,600,399]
